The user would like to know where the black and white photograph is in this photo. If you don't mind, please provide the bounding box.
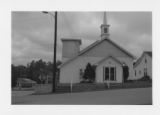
[1,0,160,115]
[11,11,152,105]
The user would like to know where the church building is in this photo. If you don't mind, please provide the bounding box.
[59,12,136,83]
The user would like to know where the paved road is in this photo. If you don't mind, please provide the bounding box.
[12,88,152,105]
[12,91,35,97]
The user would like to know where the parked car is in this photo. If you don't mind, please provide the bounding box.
[17,78,37,88]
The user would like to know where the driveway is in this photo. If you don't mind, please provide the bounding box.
[12,87,152,105]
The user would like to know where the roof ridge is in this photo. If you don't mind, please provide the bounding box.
[78,40,101,55]
[134,51,152,68]
[59,38,136,68]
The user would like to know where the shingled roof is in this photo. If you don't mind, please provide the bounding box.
[133,51,152,68]
[144,51,152,57]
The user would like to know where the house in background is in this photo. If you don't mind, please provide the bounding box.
[133,51,152,80]
[59,12,137,84]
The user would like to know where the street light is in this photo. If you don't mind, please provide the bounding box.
[42,11,58,93]
[42,11,48,14]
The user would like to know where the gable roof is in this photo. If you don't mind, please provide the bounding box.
[78,38,136,58]
[133,51,152,68]
[144,51,152,57]
[95,56,123,66]
[59,38,136,68]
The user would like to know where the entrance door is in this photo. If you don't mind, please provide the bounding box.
[104,67,116,81]
[122,66,129,82]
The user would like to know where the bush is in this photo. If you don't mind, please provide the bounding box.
[138,75,151,81]
[83,63,95,82]
[80,79,94,83]
[126,80,134,83]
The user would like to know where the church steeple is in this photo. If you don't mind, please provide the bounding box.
[103,11,107,25]
[101,12,110,39]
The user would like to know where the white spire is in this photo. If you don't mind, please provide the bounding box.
[103,12,107,25]
[100,11,110,39]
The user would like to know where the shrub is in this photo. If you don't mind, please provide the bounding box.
[138,75,151,81]
[83,63,95,82]
[80,79,94,83]
[126,80,134,83]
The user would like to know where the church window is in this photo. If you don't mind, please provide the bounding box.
[110,67,115,80]
[104,28,108,33]
[145,58,147,63]
[114,67,116,80]
[105,67,109,80]
[104,67,116,81]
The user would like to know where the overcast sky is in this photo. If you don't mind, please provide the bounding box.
[12,12,152,66]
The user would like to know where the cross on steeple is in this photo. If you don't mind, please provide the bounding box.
[101,12,110,39]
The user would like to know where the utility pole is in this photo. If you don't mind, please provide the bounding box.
[52,11,57,92]
[42,11,58,93]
